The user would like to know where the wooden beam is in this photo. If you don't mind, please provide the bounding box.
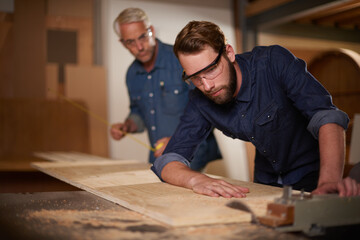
[246,0,292,17]
[247,0,350,30]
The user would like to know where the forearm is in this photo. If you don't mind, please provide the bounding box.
[160,161,249,198]
[161,161,205,189]
[318,123,345,186]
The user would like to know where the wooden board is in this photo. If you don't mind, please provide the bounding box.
[31,152,283,227]
[0,100,89,159]
[65,65,108,157]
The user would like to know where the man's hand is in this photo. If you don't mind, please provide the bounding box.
[154,137,170,158]
[312,177,360,196]
[188,174,249,198]
[110,123,127,140]
[161,161,249,198]
[110,119,137,140]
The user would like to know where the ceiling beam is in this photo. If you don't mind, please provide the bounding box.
[263,22,360,43]
[247,0,352,30]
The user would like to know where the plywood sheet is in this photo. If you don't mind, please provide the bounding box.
[31,154,283,227]
[34,151,116,162]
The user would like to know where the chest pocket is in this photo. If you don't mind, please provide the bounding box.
[255,102,280,132]
[161,84,189,115]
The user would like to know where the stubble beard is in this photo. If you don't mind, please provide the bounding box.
[204,58,237,105]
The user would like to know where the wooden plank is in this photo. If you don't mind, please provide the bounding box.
[246,0,292,17]
[0,99,89,159]
[65,65,108,157]
[47,0,93,18]
[31,157,283,227]
[34,151,116,162]
[13,0,46,98]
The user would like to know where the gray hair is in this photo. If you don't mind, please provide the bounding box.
[113,8,151,37]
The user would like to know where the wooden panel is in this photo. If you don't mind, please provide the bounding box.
[0,99,90,159]
[47,0,93,18]
[0,20,14,98]
[65,65,108,157]
[13,0,46,98]
[31,154,283,227]
[46,15,93,65]
[45,63,58,98]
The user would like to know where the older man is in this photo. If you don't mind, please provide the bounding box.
[110,9,221,169]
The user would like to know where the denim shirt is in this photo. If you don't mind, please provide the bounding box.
[152,45,349,185]
[126,39,188,163]
[126,39,220,165]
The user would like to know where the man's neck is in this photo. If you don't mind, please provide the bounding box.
[234,63,243,97]
[142,42,158,73]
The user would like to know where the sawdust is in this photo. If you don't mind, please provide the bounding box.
[25,208,168,240]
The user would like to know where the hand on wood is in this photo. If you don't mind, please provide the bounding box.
[312,177,360,196]
[188,174,249,198]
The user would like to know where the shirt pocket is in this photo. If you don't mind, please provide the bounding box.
[161,84,188,115]
[255,102,280,132]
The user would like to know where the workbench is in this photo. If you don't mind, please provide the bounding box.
[1,190,359,240]
[0,190,296,240]
[1,152,359,239]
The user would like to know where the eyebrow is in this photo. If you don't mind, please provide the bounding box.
[183,45,224,81]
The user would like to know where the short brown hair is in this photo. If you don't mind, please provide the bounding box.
[173,21,226,58]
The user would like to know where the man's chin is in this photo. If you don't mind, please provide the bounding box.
[206,94,232,105]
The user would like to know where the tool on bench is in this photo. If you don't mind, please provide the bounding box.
[257,186,360,236]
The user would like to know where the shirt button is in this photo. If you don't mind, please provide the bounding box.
[150,109,155,114]
[147,75,152,80]
[272,160,276,163]
[251,136,255,140]
[241,114,245,118]
[267,115,271,119]
[174,89,179,94]
[149,92,154,97]
[151,126,156,131]
[263,150,267,153]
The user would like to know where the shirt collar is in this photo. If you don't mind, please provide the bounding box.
[234,55,251,102]
[135,39,166,74]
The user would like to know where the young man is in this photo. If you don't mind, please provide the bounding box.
[152,20,360,197]
[110,9,220,169]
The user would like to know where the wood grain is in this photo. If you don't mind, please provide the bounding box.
[31,153,283,227]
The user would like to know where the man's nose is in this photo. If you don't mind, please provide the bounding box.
[135,40,144,51]
[202,78,214,91]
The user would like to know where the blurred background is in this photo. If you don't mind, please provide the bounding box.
[1,0,360,191]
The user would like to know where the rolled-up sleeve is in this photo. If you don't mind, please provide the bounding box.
[151,153,190,180]
[127,113,145,132]
[307,109,349,139]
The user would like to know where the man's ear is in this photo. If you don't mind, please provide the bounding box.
[225,44,236,62]
[150,25,155,37]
